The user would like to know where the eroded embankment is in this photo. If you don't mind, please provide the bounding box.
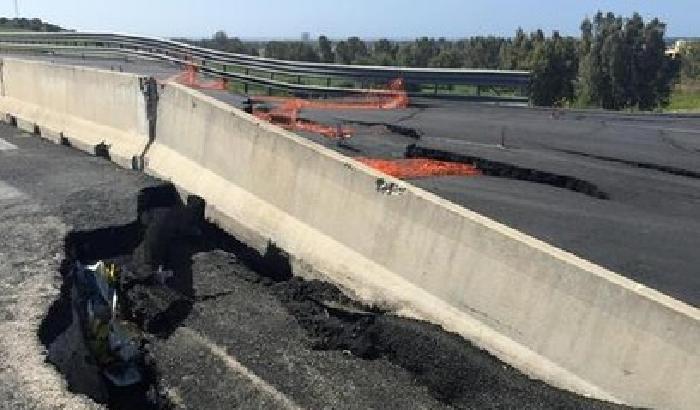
[406,144,610,199]
[38,183,621,409]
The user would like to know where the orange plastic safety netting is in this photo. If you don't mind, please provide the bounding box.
[169,63,409,140]
[355,157,482,179]
[171,64,229,90]
[250,78,409,139]
[251,78,409,111]
[253,110,354,139]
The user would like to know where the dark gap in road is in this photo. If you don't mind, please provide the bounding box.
[406,144,610,199]
[37,182,207,409]
[339,119,424,140]
[554,148,700,179]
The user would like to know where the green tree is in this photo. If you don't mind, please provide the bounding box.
[335,41,352,64]
[681,43,700,80]
[529,32,578,106]
[577,12,677,110]
[372,39,399,65]
[318,35,334,63]
[347,37,369,63]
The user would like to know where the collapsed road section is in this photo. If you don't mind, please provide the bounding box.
[39,180,622,409]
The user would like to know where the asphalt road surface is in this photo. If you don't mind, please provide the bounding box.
[296,102,700,307]
[0,126,621,408]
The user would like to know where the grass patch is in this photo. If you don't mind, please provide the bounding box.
[667,89,700,112]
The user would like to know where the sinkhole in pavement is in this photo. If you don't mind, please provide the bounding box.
[37,183,621,409]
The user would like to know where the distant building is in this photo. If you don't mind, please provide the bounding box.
[301,32,311,43]
[666,40,694,58]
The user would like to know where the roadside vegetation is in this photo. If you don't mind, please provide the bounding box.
[0,17,63,32]
[669,42,700,112]
[189,11,689,112]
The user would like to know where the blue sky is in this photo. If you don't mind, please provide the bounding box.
[1,1,697,39]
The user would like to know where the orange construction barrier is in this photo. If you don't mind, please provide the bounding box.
[250,78,408,140]
[170,63,409,140]
[356,157,482,179]
[172,64,228,90]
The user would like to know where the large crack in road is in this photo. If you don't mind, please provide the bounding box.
[37,179,622,409]
[405,144,610,199]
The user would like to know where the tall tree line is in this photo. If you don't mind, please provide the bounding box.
[192,12,678,110]
[577,13,677,110]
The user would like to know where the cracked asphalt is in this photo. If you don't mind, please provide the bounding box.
[297,102,700,307]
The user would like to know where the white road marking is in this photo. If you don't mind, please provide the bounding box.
[180,328,302,410]
[0,181,24,201]
[0,137,17,151]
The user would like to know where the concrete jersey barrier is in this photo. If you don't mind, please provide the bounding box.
[145,83,699,409]
[0,58,152,168]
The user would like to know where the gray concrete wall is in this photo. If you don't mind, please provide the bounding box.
[147,83,699,410]
[0,58,149,168]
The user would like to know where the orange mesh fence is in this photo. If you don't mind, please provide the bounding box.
[171,64,229,90]
[170,63,408,140]
[356,157,482,179]
[253,110,354,139]
[249,79,408,140]
[251,78,409,111]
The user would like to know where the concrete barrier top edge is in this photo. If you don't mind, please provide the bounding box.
[164,81,700,322]
[1,56,148,81]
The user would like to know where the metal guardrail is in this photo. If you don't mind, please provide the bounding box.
[0,32,531,101]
